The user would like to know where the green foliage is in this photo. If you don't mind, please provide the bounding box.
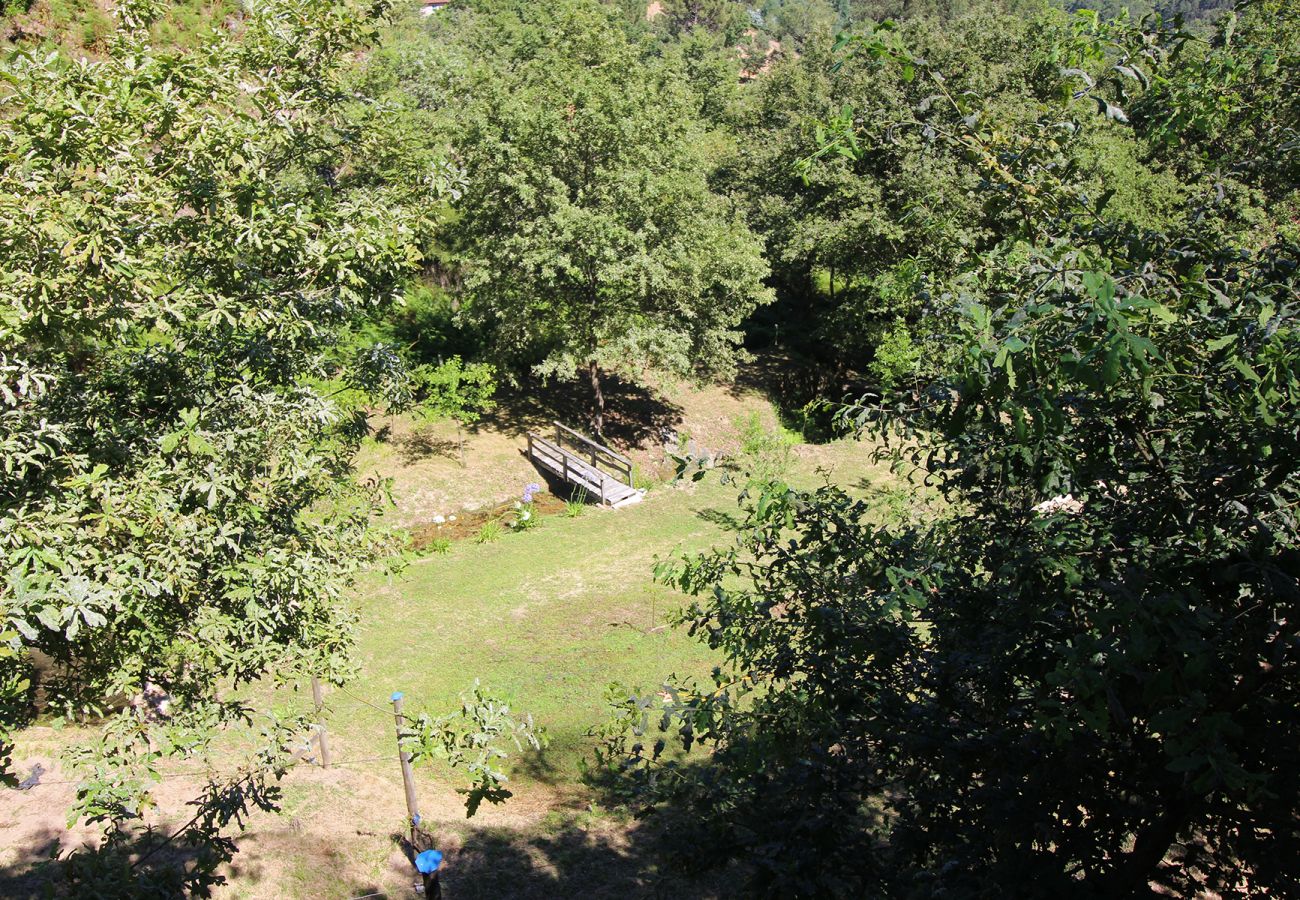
[0,0,432,878]
[653,0,751,42]
[727,4,1227,412]
[598,3,1300,895]
[866,319,923,386]
[1062,0,1231,25]
[426,536,453,554]
[2,0,243,52]
[475,521,503,544]
[390,282,484,364]
[413,356,497,427]
[343,340,496,462]
[564,489,589,518]
[426,0,773,432]
[755,0,841,48]
[1,0,33,18]
[733,411,796,485]
[0,629,31,787]
[402,682,544,817]
[505,501,539,532]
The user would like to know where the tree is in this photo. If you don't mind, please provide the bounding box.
[759,0,841,47]
[596,5,1300,894]
[414,356,497,466]
[434,0,773,435]
[655,0,751,42]
[0,0,437,886]
[724,5,1197,416]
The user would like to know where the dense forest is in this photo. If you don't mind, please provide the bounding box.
[2,0,1297,896]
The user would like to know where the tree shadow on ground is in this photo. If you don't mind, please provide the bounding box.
[0,820,395,900]
[0,822,376,900]
[729,352,860,444]
[394,427,463,465]
[0,824,64,899]
[694,506,743,530]
[512,746,569,788]
[0,788,736,898]
[482,374,684,453]
[396,809,737,900]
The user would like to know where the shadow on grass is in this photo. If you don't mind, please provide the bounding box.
[396,428,464,465]
[694,507,743,531]
[513,746,568,788]
[0,820,504,899]
[0,788,735,899]
[728,352,859,444]
[0,823,64,899]
[0,822,394,900]
[404,808,736,900]
[481,374,684,453]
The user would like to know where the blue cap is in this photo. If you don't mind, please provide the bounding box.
[415,849,443,874]
[391,691,404,702]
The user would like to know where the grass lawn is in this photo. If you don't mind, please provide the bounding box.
[244,435,894,898]
[1,382,899,898]
[326,427,897,776]
[329,475,740,776]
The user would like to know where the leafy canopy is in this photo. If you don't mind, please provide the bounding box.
[427,0,773,431]
[597,4,1300,895]
[0,0,436,886]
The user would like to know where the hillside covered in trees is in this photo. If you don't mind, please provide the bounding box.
[2,0,1297,896]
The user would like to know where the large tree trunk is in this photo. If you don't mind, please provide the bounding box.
[1093,793,1188,896]
[588,359,605,438]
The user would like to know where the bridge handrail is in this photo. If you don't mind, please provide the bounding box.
[526,432,618,504]
[550,421,633,486]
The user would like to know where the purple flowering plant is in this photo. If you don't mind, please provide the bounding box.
[509,482,543,531]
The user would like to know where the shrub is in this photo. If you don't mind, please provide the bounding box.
[867,320,923,388]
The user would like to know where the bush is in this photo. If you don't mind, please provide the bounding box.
[867,320,923,388]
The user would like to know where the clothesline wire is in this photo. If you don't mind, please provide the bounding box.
[12,683,400,790]
[13,751,398,789]
[334,685,397,715]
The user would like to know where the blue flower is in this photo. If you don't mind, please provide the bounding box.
[416,849,443,874]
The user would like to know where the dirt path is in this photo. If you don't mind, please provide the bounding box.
[1,746,724,899]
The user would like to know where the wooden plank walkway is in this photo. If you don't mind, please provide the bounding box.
[526,422,645,508]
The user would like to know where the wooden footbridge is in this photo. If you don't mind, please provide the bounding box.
[526,422,645,508]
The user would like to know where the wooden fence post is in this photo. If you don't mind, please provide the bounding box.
[311,677,331,769]
[391,691,421,843]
